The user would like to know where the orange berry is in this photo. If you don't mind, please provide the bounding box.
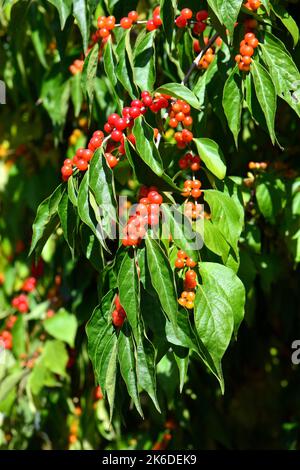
[175,258,185,269]
[186,257,197,268]
[186,291,195,301]
[178,298,187,307]
[177,250,188,259]
[186,301,194,309]
[169,118,178,128]
[183,115,193,127]
[192,179,201,189]
[191,188,201,199]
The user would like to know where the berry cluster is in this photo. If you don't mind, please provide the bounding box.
[11,294,29,313]
[181,179,202,199]
[21,277,36,293]
[198,46,215,69]
[175,250,197,269]
[168,99,193,131]
[184,202,202,220]
[176,9,209,35]
[69,59,84,75]
[175,251,198,310]
[248,161,268,170]
[244,0,261,11]
[235,32,259,72]
[112,295,126,327]
[122,186,163,247]
[179,153,201,171]
[146,6,162,31]
[0,330,13,350]
[60,91,173,180]
[178,290,196,309]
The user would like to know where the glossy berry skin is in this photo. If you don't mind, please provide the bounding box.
[146,19,157,31]
[111,130,123,142]
[177,250,187,259]
[120,17,132,29]
[128,11,138,22]
[147,191,163,205]
[181,8,193,20]
[108,113,119,126]
[175,258,185,269]
[105,153,118,168]
[196,10,208,21]
[112,309,125,327]
[175,16,187,28]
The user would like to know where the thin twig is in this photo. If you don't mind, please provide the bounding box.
[181,32,219,86]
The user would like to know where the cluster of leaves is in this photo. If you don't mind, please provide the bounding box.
[0,0,300,450]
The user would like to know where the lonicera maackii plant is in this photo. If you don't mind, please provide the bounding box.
[29,0,300,418]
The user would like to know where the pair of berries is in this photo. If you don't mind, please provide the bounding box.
[235,32,259,72]
[0,330,13,350]
[179,153,201,172]
[146,6,162,31]
[69,59,84,75]
[198,47,215,69]
[174,130,194,149]
[11,294,29,313]
[184,269,197,289]
[184,202,202,220]
[120,11,139,29]
[21,277,36,293]
[175,250,197,269]
[122,188,163,246]
[178,291,195,309]
[6,315,17,330]
[169,99,193,130]
[244,0,261,11]
[112,295,126,327]
[175,8,193,28]
[182,179,202,199]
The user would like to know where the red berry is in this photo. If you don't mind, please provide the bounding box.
[128,11,138,23]
[105,153,118,168]
[182,129,193,142]
[186,257,197,268]
[88,136,103,151]
[191,188,201,199]
[104,123,113,133]
[147,191,163,205]
[142,95,153,106]
[146,19,157,31]
[111,130,123,142]
[106,16,116,30]
[193,22,206,34]
[129,107,141,119]
[175,15,187,28]
[240,45,254,57]
[108,113,119,126]
[177,250,187,259]
[112,309,125,327]
[196,10,208,21]
[153,14,162,27]
[76,159,88,171]
[82,149,93,161]
[115,118,128,131]
[175,258,185,269]
[181,8,193,20]
[120,17,132,29]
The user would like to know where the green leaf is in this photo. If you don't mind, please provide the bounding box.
[173,347,189,393]
[118,252,140,343]
[260,32,300,117]
[86,293,118,418]
[132,118,164,176]
[11,316,26,358]
[194,262,245,385]
[155,83,201,109]
[136,333,160,412]
[116,30,137,99]
[160,0,176,46]
[58,191,77,255]
[73,0,88,51]
[41,73,70,139]
[0,371,28,402]
[222,66,243,146]
[207,0,243,36]
[203,219,230,264]
[104,36,117,87]
[44,309,78,347]
[193,138,226,179]
[89,150,117,215]
[134,30,156,92]
[250,60,277,145]
[256,175,286,223]
[124,140,180,191]
[80,226,104,272]
[271,3,299,47]
[30,185,65,257]
[71,72,83,117]
[161,204,202,259]
[81,43,99,113]
[67,175,78,207]
[118,324,143,417]
[145,237,178,329]
[42,340,68,376]
[47,0,72,29]
[77,170,102,243]
[204,190,244,270]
